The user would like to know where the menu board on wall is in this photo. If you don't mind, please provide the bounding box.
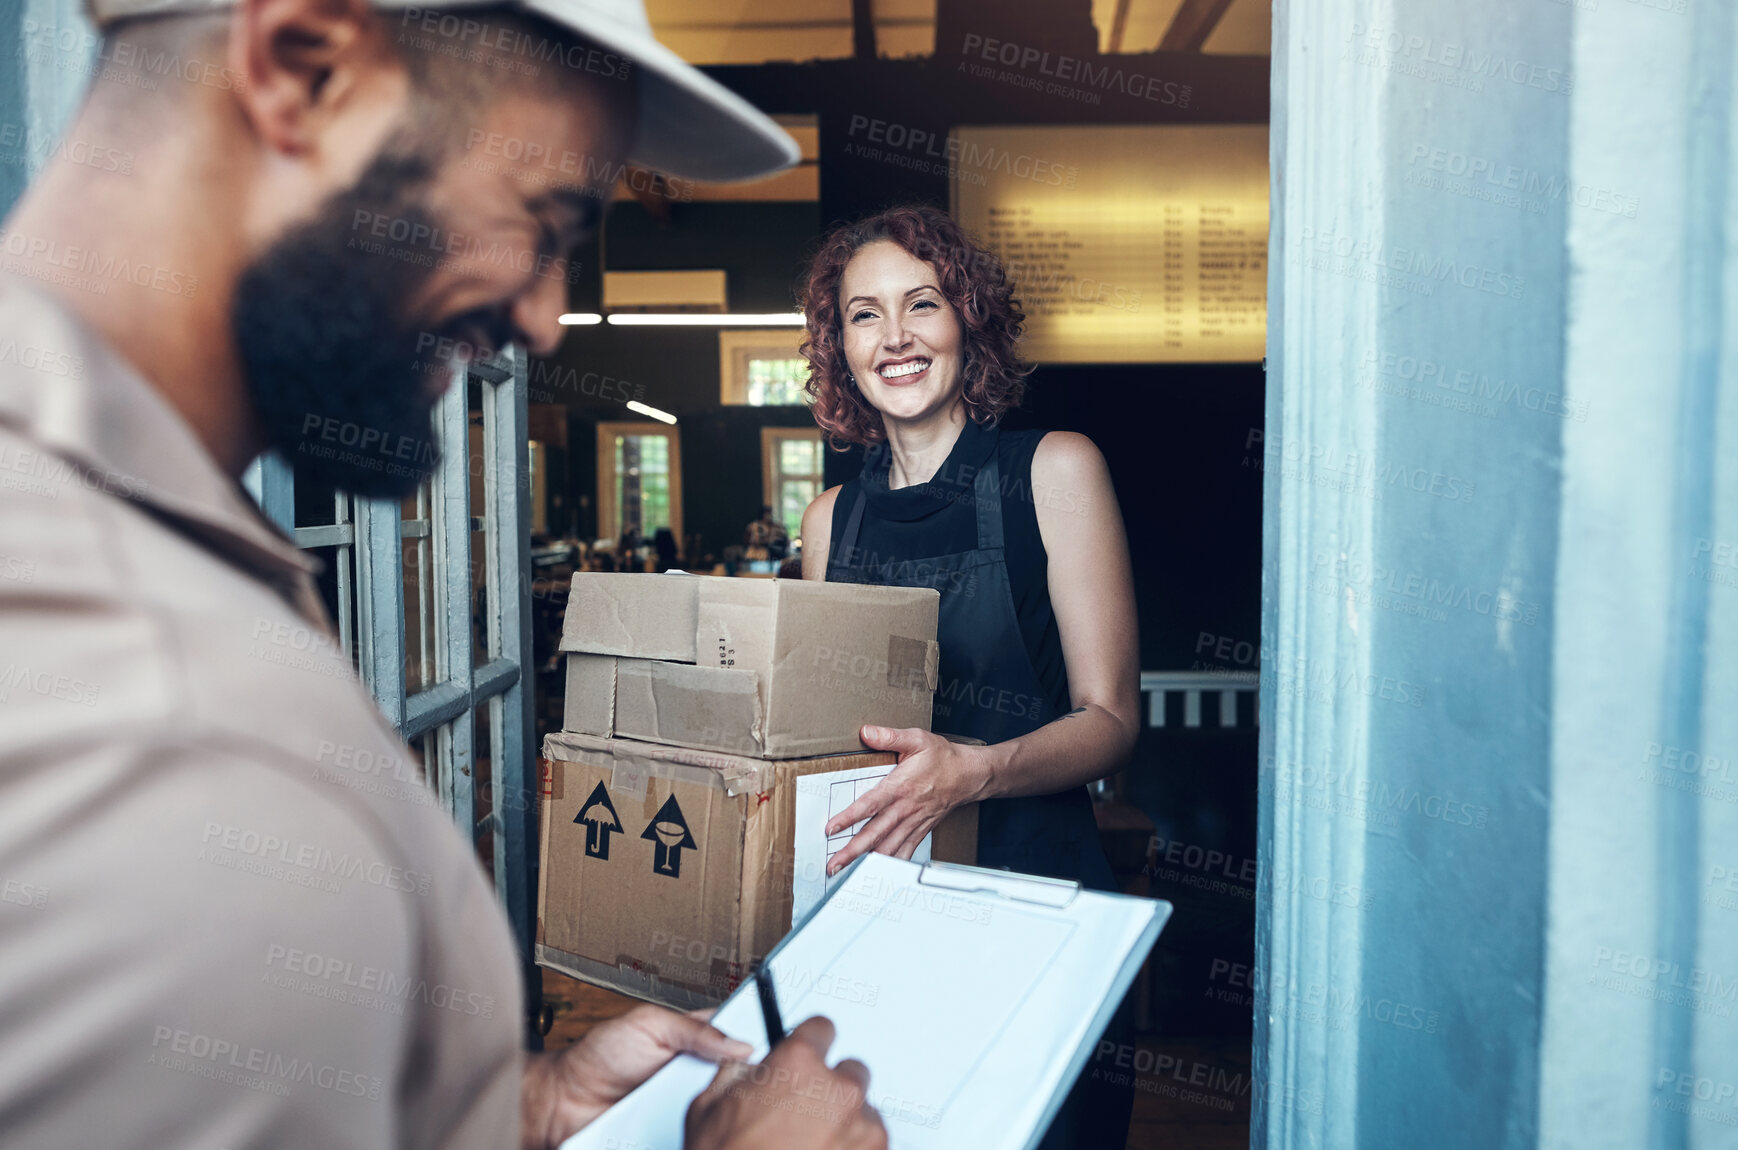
[951,125,1268,364]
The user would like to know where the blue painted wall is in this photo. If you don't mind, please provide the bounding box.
[1261,2,1738,1147]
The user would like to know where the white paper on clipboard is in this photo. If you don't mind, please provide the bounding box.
[792,764,933,922]
[561,854,1170,1150]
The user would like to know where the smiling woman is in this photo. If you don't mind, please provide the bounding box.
[799,206,1032,445]
[797,205,1143,1149]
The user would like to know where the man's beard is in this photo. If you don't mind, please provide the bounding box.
[234,150,483,500]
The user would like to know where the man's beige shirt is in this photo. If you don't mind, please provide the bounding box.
[0,274,522,1148]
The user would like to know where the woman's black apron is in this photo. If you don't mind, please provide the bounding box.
[826,426,1132,1149]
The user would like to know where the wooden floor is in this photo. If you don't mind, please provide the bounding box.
[541,970,1252,1150]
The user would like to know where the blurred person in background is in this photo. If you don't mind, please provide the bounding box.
[746,503,789,559]
[653,525,680,569]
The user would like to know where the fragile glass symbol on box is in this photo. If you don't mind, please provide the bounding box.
[643,794,696,878]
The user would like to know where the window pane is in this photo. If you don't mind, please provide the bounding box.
[618,434,632,538]
[471,701,493,880]
[614,433,672,541]
[780,438,816,474]
[402,485,431,694]
[780,479,815,537]
[746,357,811,406]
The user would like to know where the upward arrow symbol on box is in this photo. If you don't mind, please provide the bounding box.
[575,781,624,860]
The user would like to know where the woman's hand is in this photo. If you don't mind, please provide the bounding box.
[824,726,992,876]
[522,1005,752,1150]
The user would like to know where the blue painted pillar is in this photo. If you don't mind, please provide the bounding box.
[1,0,97,213]
[1260,2,1737,1148]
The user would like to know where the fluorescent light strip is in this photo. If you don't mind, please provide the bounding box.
[558,313,604,325]
[626,400,677,424]
[605,313,805,327]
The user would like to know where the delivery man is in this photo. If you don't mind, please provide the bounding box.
[0,0,884,1146]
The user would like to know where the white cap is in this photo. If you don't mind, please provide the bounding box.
[85,0,801,183]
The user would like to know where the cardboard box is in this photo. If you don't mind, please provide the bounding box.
[560,572,699,662]
[561,575,941,758]
[559,654,769,754]
[536,732,978,1009]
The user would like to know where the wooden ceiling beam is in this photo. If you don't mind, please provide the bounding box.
[1107,0,1132,53]
[1157,0,1236,52]
[852,0,877,59]
[625,168,674,226]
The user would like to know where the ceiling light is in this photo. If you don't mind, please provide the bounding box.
[627,400,677,424]
[558,313,604,325]
[605,313,805,327]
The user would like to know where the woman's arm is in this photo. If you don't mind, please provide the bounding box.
[823,432,1140,872]
[969,431,1141,792]
[799,485,841,581]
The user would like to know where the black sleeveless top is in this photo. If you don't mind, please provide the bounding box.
[827,418,1070,719]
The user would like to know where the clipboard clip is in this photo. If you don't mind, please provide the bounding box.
[917,861,1081,908]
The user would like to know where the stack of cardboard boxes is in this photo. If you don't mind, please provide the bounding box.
[536,573,978,1008]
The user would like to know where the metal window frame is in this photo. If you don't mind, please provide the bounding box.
[244,348,538,1040]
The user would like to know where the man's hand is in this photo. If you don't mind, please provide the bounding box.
[685,1017,887,1150]
[824,725,992,876]
[522,1004,752,1150]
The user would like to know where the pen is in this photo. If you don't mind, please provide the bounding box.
[754,964,786,1048]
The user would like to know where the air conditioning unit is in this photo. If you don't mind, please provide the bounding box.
[602,270,728,313]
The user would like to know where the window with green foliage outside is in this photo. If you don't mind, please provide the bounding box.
[614,434,670,535]
[746,357,811,406]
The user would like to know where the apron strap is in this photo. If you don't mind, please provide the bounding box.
[973,447,1005,552]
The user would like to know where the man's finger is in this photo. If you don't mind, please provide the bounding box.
[832,1056,872,1092]
[698,1057,755,1102]
[780,1015,837,1060]
[846,1108,890,1150]
[687,1023,754,1063]
[669,1015,753,1062]
[635,1004,751,1061]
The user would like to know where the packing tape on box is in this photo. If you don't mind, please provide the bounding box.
[612,756,650,799]
[887,634,941,691]
[542,732,775,797]
[610,743,772,796]
[641,676,765,758]
[550,744,770,800]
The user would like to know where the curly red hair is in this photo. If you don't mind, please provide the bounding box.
[799,205,1032,449]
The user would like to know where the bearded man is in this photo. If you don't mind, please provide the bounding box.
[0,1,885,1146]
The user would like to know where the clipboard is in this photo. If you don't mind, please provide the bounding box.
[561,853,1172,1150]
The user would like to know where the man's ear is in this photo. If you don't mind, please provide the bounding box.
[228,0,402,156]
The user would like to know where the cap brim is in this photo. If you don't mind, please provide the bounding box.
[515,0,800,184]
[84,0,800,184]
